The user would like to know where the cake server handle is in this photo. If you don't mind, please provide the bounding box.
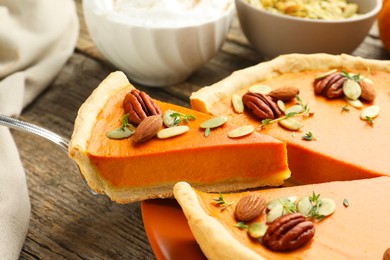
[0,114,97,195]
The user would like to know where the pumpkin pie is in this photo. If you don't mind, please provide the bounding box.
[190,53,390,184]
[68,71,290,203]
[173,177,390,259]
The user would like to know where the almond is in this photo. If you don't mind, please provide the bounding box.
[235,193,266,222]
[359,80,376,102]
[269,86,300,101]
[133,115,163,143]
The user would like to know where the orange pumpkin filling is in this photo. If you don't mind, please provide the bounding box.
[69,72,290,202]
[174,176,390,259]
[192,70,390,184]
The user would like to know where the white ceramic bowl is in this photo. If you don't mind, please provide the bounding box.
[83,0,235,87]
[235,0,381,58]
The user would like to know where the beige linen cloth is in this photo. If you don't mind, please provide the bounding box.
[0,0,78,258]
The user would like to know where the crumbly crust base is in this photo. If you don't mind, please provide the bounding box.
[174,181,265,260]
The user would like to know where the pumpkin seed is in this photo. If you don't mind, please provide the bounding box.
[297,196,312,217]
[249,84,272,95]
[106,127,134,140]
[266,204,284,223]
[277,100,286,112]
[266,196,297,223]
[157,125,189,139]
[200,116,228,129]
[360,105,380,120]
[248,222,267,239]
[279,118,304,131]
[284,104,305,115]
[267,196,297,210]
[314,69,338,80]
[163,109,178,127]
[228,125,254,138]
[317,198,336,217]
[231,94,244,113]
[297,196,336,218]
[344,97,363,108]
[343,79,361,100]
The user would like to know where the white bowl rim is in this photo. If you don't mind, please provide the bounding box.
[235,0,381,24]
[84,0,236,30]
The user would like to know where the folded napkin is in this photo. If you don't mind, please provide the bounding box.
[0,0,78,258]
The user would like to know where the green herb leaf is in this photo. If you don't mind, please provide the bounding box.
[169,112,196,126]
[342,105,350,112]
[364,116,374,125]
[343,198,349,207]
[120,114,135,131]
[235,222,249,229]
[302,132,316,141]
[213,193,233,210]
[308,192,326,220]
[341,70,361,82]
[279,197,297,214]
[261,118,272,127]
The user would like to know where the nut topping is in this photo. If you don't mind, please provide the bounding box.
[268,86,300,101]
[262,212,315,251]
[242,92,282,120]
[314,72,346,99]
[359,80,376,102]
[132,115,163,143]
[235,193,266,222]
[123,89,162,125]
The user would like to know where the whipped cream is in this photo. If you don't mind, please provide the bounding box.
[95,0,233,27]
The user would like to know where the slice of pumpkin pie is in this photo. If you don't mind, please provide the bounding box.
[68,71,290,203]
[173,177,390,259]
[190,53,390,184]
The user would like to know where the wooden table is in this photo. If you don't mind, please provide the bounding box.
[17,2,389,259]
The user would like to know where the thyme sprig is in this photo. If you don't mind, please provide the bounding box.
[170,112,196,126]
[120,114,135,131]
[260,96,312,128]
[213,193,233,211]
[341,70,362,82]
[308,192,325,220]
[279,197,297,214]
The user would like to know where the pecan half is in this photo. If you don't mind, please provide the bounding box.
[314,73,346,99]
[123,89,162,125]
[242,92,282,120]
[262,212,315,251]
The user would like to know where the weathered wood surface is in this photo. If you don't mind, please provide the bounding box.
[16,1,389,259]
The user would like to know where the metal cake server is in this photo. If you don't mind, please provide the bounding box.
[0,114,97,195]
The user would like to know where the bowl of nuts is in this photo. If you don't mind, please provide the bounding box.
[235,0,381,58]
[83,0,235,87]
